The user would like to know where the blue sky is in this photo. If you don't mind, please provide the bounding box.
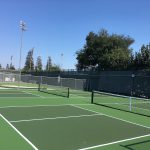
[0,0,150,70]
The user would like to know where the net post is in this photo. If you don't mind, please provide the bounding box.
[67,87,69,98]
[91,91,94,103]
[38,83,40,91]
[131,74,135,97]
[129,97,132,111]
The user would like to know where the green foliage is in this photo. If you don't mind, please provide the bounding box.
[6,64,9,70]
[23,48,34,72]
[35,56,43,72]
[4,64,15,70]
[9,64,15,70]
[9,62,15,70]
[50,64,61,72]
[46,56,52,71]
[133,44,150,70]
[76,29,135,71]
[45,56,61,72]
[0,64,2,69]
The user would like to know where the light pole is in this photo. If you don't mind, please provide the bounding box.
[61,53,63,70]
[19,20,26,84]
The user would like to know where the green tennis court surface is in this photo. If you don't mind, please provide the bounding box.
[0,87,150,150]
[0,89,38,97]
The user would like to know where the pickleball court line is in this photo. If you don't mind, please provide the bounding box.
[79,134,150,150]
[71,105,150,129]
[0,104,92,109]
[22,90,45,98]
[9,113,102,123]
[0,114,38,150]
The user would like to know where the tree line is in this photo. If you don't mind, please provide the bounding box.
[0,62,15,70]
[0,49,61,72]
[76,29,150,71]
[1,28,149,72]
[23,48,61,72]
[6,64,15,70]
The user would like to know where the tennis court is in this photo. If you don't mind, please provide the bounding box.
[0,104,150,150]
[0,83,150,150]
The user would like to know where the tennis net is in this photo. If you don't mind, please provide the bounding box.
[91,91,150,117]
[38,84,69,98]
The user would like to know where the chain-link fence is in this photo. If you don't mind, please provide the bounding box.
[0,73,20,82]
[0,71,150,98]
[0,73,87,91]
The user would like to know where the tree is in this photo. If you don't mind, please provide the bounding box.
[76,32,98,70]
[133,43,150,70]
[6,64,9,70]
[46,56,52,71]
[35,56,43,72]
[76,29,134,71]
[0,64,2,69]
[50,64,61,72]
[128,50,135,69]
[23,48,34,72]
[9,64,15,70]
[10,61,15,70]
[140,44,150,68]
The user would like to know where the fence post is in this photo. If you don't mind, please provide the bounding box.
[131,74,135,97]
[91,91,94,103]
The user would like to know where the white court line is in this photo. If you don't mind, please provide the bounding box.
[72,105,150,129]
[131,105,150,112]
[70,104,104,115]
[0,114,38,150]
[1,104,150,149]
[0,97,42,98]
[0,104,71,109]
[100,102,150,112]
[0,104,149,129]
[0,96,64,99]
[22,90,45,99]
[10,114,101,123]
[70,94,88,98]
[79,134,150,150]
[0,104,92,109]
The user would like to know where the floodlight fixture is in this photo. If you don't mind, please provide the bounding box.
[20,20,27,31]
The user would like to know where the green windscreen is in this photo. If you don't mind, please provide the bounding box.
[91,91,150,117]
